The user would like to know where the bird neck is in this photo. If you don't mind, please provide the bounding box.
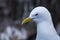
[36,21,60,40]
[37,21,57,36]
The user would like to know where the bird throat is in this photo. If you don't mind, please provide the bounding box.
[36,21,57,40]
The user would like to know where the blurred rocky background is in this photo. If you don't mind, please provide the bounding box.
[0,0,60,40]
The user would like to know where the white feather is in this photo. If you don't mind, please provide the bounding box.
[28,6,60,40]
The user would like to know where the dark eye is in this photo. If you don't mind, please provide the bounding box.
[35,13,38,16]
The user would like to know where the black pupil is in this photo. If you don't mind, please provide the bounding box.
[35,14,38,16]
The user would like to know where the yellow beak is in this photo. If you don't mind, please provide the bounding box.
[22,18,32,24]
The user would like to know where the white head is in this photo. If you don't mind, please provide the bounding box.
[22,6,52,24]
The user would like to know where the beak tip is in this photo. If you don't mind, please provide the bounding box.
[21,18,32,25]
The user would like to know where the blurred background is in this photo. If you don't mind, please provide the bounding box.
[0,0,60,40]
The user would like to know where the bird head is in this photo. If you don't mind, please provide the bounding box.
[22,6,51,24]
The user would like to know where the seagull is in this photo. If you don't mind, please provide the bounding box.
[22,6,60,40]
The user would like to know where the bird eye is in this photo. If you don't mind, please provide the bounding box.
[35,13,38,16]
